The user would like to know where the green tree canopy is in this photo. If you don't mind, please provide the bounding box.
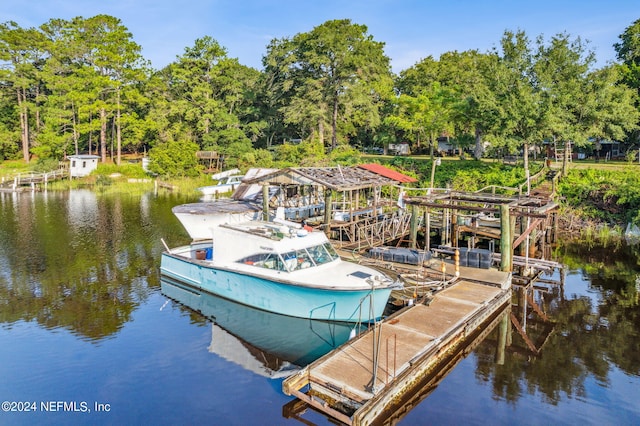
[263,19,394,150]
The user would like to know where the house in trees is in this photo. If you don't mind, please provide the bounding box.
[68,155,100,177]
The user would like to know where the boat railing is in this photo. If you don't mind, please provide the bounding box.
[384,333,397,385]
[309,302,337,322]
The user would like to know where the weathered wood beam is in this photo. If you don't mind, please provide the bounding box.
[512,218,542,249]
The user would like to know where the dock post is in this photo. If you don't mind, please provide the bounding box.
[262,184,269,221]
[323,190,333,236]
[424,209,431,251]
[454,248,460,277]
[499,204,512,272]
[410,204,418,248]
[519,216,527,257]
[441,207,449,247]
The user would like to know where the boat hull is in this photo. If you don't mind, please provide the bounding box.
[160,251,392,323]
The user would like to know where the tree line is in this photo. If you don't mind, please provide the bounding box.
[1,15,639,176]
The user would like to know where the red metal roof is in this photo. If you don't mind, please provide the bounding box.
[358,163,418,183]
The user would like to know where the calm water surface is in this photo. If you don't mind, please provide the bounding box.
[0,190,638,425]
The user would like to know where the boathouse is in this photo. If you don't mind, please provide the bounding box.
[68,154,100,177]
[237,164,417,249]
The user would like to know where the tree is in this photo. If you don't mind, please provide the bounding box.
[395,56,440,96]
[259,37,299,147]
[265,19,394,150]
[153,36,257,163]
[437,50,501,159]
[68,15,145,164]
[148,139,201,177]
[582,66,639,151]
[493,30,544,171]
[0,21,47,162]
[614,18,640,144]
[34,16,147,163]
[387,81,457,158]
[0,90,19,159]
[614,18,640,67]
[396,52,501,160]
[534,32,596,174]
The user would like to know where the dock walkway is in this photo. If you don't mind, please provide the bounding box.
[282,262,511,425]
[0,169,68,192]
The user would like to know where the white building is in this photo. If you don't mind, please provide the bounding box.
[68,154,100,177]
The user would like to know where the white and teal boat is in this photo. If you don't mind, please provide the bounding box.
[160,219,399,322]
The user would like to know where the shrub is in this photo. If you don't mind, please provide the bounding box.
[148,140,202,178]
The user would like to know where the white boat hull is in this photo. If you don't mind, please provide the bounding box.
[160,243,393,322]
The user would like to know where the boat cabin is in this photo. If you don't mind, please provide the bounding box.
[211,221,340,273]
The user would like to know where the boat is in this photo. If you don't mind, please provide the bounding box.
[161,277,362,375]
[178,168,283,239]
[171,199,265,240]
[197,169,244,196]
[160,218,400,322]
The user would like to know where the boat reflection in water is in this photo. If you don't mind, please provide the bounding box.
[160,277,363,377]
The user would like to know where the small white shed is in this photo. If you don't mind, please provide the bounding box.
[68,155,100,177]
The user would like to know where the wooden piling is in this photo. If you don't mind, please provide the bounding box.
[323,189,333,235]
[424,209,431,251]
[410,204,418,249]
[262,184,269,221]
[500,203,512,272]
[496,312,509,365]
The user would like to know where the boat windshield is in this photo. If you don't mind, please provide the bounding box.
[238,242,339,272]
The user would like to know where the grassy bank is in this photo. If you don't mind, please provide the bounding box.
[0,160,209,197]
[3,157,638,243]
[557,165,640,226]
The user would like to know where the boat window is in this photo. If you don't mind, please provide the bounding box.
[296,249,314,269]
[307,244,329,265]
[281,249,316,271]
[323,243,339,261]
[238,253,286,271]
[238,244,338,273]
[307,243,338,265]
[282,251,297,271]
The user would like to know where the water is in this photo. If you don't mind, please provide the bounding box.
[0,190,639,425]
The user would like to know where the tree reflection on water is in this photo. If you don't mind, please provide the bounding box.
[0,191,638,421]
[0,190,191,340]
[474,240,639,406]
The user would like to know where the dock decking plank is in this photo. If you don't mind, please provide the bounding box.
[437,279,502,304]
[306,281,503,394]
[283,272,511,425]
[312,324,434,395]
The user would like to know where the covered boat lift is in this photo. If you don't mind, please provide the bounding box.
[239,164,418,250]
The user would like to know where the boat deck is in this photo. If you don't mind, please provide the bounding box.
[282,261,511,425]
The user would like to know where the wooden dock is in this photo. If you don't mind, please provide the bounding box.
[282,262,511,425]
[0,169,68,192]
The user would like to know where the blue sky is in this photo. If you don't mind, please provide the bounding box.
[4,0,639,72]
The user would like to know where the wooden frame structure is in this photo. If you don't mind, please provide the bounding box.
[241,164,417,249]
[196,151,223,172]
[403,187,560,273]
